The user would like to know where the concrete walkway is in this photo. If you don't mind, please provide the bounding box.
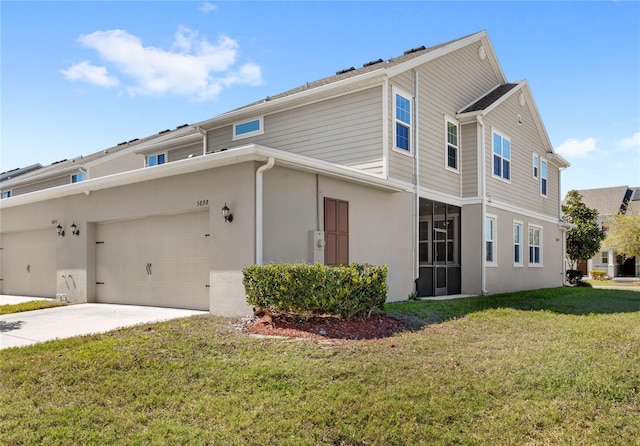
[1,298,207,350]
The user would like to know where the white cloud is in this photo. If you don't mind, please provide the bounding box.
[62,27,262,101]
[618,132,640,149]
[200,2,218,13]
[59,60,119,88]
[555,138,599,158]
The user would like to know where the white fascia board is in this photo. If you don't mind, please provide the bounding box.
[0,164,83,189]
[133,132,203,154]
[0,145,407,209]
[193,70,387,129]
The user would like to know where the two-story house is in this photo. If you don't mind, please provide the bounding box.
[0,31,569,315]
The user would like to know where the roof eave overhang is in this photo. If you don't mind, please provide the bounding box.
[0,145,408,209]
[133,132,204,155]
[0,164,84,190]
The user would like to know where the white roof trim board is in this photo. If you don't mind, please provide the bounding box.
[0,145,409,209]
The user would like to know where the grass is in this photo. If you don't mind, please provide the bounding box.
[1,287,639,445]
[0,300,66,315]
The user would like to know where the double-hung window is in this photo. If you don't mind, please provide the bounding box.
[532,153,539,179]
[146,153,166,167]
[71,173,84,183]
[486,216,497,265]
[528,225,542,266]
[513,221,523,266]
[540,160,548,196]
[492,130,511,181]
[394,88,411,153]
[445,117,459,171]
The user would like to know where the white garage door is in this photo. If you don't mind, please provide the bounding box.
[0,228,57,297]
[95,211,210,310]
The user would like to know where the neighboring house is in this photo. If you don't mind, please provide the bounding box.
[567,186,640,278]
[0,31,570,315]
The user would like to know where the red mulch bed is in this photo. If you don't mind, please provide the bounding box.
[243,313,406,342]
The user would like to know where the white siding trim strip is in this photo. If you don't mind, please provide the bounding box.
[486,199,561,225]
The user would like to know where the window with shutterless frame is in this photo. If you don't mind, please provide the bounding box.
[513,221,523,266]
[71,172,84,183]
[486,215,497,266]
[232,117,264,141]
[492,129,511,181]
[393,87,412,154]
[540,160,548,197]
[445,116,459,172]
[528,224,542,266]
[146,153,166,167]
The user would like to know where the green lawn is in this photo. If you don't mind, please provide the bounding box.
[0,300,66,315]
[1,287,639,445]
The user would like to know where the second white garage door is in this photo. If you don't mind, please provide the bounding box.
[95,211,210,310]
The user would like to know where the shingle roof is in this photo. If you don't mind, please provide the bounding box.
[231,31,484,113]
[459,83,519,113]
[626,187,640,216]
[570,186,632,216]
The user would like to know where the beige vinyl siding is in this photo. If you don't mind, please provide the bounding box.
[387,41,501,191]
[89,151,143,178]
[461,123,478,197]
[12,175,70,196]
[208,87,384,174]
[168,143,203,162]
[387,72,415,183]
[417,42,500,197]
[484,92,559,218]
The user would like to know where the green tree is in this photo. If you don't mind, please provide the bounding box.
[562,190,606,269]
[603,212,640,259]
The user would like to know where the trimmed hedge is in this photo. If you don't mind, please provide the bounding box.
[590,269,608,280]
[242,263,388,319]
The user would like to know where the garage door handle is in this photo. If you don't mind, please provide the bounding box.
[146,263,152,275]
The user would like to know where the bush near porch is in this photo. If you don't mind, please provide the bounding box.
[242,263,387,318]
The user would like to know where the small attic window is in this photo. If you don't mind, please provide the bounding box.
[233,117,264,141]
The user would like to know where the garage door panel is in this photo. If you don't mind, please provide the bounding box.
[96,211,210,310]
[0,229,56,297]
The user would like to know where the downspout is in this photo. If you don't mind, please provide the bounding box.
[413,69,420,283]
[478,115,488,295]
[255,157,275,265]
[197,127,208,156]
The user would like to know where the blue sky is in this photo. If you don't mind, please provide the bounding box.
[2,1,639,196]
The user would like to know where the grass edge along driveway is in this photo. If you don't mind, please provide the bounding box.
[1,286,639,445]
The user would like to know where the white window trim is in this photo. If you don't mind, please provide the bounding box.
[232,117,264,141]
[513,220,523,267]
[532,153,539,179]
[540,159,548,198]
[444,115,460,173]
[392,86,412,157]
[70,173,84,183]
[528,224,543,267]
[491,128,511,184]
[145,152,167,167]
[486,214,497,267]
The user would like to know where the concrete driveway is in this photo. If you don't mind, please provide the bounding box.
[1,298,207,350]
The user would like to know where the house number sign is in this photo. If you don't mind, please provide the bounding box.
[196,199,209,207]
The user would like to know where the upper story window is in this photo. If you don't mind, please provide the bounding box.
[532,153,539,179]
[601,251,609,264]
[233,117,264,141]
[146,153,166,167]
[393,88,412,153]
[71,173,84,183]
[492,130,511,181]
[528,225,542,266]
[445,117,459,171]
[540,160,548,197]
[1,190,11,199]
[486,215,497,266]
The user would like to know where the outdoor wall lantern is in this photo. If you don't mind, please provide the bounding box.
[221,203,233,222]
[71,222,80,236]
[56,224,65,237]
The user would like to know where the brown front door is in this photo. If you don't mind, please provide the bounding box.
[324,197,349,265]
